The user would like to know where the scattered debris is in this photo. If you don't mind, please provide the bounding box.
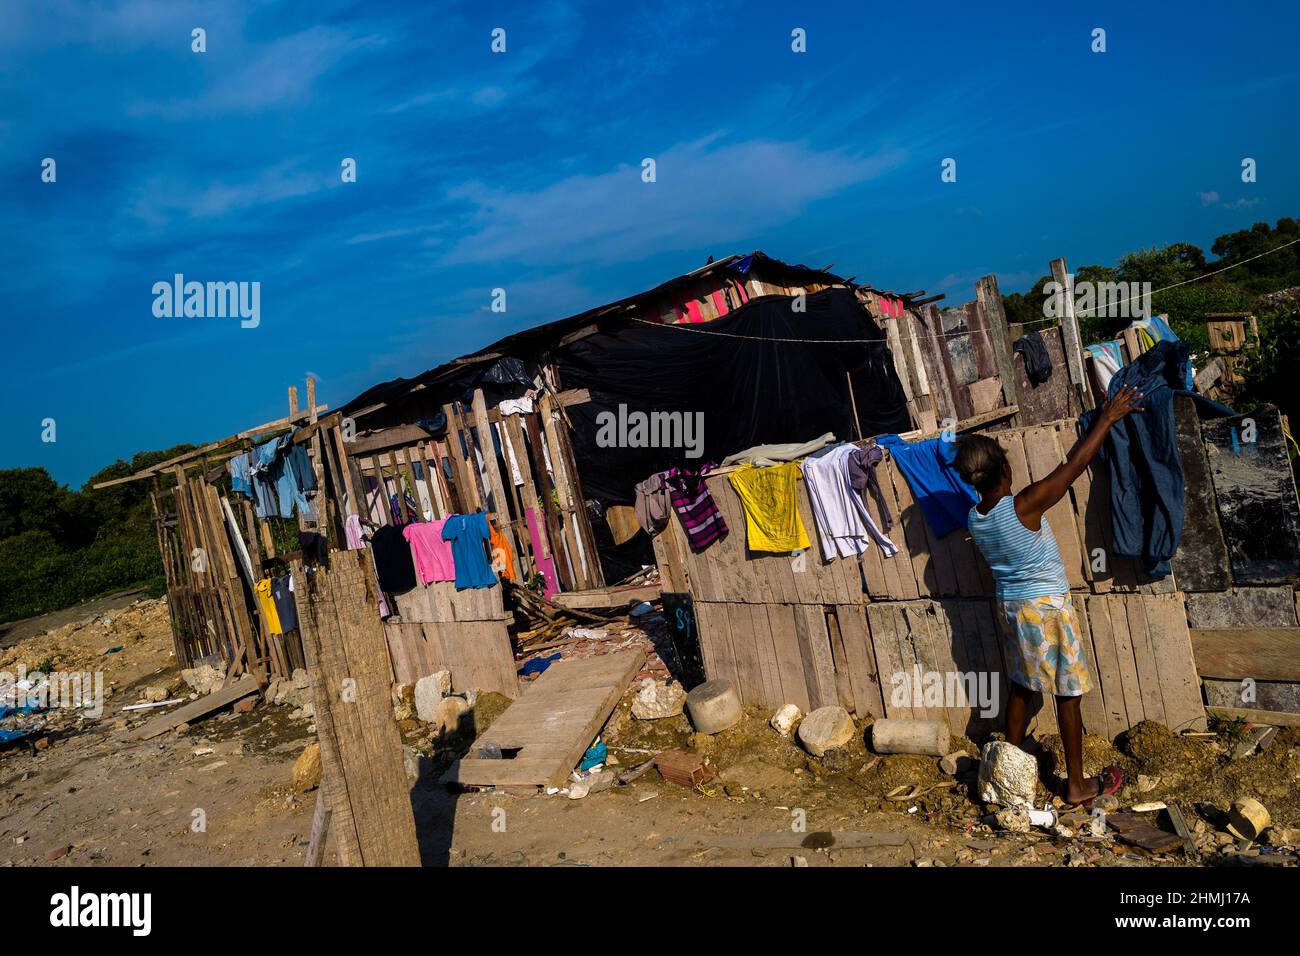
[656,750,716,789]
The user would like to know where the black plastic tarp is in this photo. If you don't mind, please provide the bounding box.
[556,287,911,505]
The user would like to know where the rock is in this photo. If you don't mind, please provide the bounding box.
[392,683,416,721]
[292,668,311,690]
[432,696,470,736]
[770,704,802,737]
[631,679,686,719]
[142,686,168,703]
[414,671,453,723]
[978,740,1038,808]
[292,744,321,792]
[1265,826,1300,847]
[685,680,742,735]
[1137,774,1160,793]
[940,750,977,776]
[44,845,71,861]
[233,695,257,714]
[180,662,225,696]
[797,706,855,757]
[994,805,1033,833]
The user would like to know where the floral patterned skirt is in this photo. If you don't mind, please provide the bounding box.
[999,593,1092,697]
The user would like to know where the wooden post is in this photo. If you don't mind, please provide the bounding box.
[294,551,421,866]
[975,274,1020,426]
[1049,258,1092,412]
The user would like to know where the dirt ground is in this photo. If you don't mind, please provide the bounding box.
[2,598,1297,868]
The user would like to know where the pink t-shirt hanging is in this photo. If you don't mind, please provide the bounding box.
[402,519,456,584]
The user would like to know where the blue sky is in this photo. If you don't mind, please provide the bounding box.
[3,0,1298,487]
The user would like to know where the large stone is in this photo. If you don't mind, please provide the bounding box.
[797,706,855,757]
[142,686,168,703]
[180,663,225,696]
[770,704,802,737]
[978,740,1038,808]
[415,670,453,723]
[685,680,742,735]
[631,679,686,719]
[291,668,311,690]
[292,743,321,792]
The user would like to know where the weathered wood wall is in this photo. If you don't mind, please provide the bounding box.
[654,417,1219,737]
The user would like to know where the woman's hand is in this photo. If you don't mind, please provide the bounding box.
[1100,384,1145,423]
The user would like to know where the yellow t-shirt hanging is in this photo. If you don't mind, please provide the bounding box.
[255,578,283,635]
[727,462,811,553]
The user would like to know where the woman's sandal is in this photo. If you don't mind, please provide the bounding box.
[1071,766,1123,808]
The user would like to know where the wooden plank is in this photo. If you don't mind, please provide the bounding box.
[1170,395,1231,591]
[1205,706,1300,729]
[523,412,575,590]
[834,604,885,718]
[1049,258,1090,411]
[1101,595,1145,728]
[867,602,909,720]
[792,603,838,711]
[443,403,480,512]
[134,675,263,739]
[1147,593,1208,732]
[976,275,1019,423]
[875,460,920,599]
[1082,594,1130,739]
[823,606,857,711]
[295,551,421,866]
[693,601,742,694]
[1068,594,1109,736]
[1124,594,1166,726]
[765,603,812,711]
[1189,627,1300,682]
[443,649,645,789]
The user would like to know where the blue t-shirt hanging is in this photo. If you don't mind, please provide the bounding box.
[875,433,978,538]
[441,512,498,589]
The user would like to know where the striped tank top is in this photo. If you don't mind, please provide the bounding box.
[967,495,1070,600]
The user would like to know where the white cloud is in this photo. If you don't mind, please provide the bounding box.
[442,136,907,266]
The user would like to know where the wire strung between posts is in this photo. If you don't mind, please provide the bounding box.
[630,235,1300,344]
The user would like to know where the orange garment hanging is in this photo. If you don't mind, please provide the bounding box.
[488,518,517,581]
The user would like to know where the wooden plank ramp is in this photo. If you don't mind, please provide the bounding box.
[442,648,646,790]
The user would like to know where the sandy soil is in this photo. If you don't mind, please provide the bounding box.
[2,599,1296,868]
